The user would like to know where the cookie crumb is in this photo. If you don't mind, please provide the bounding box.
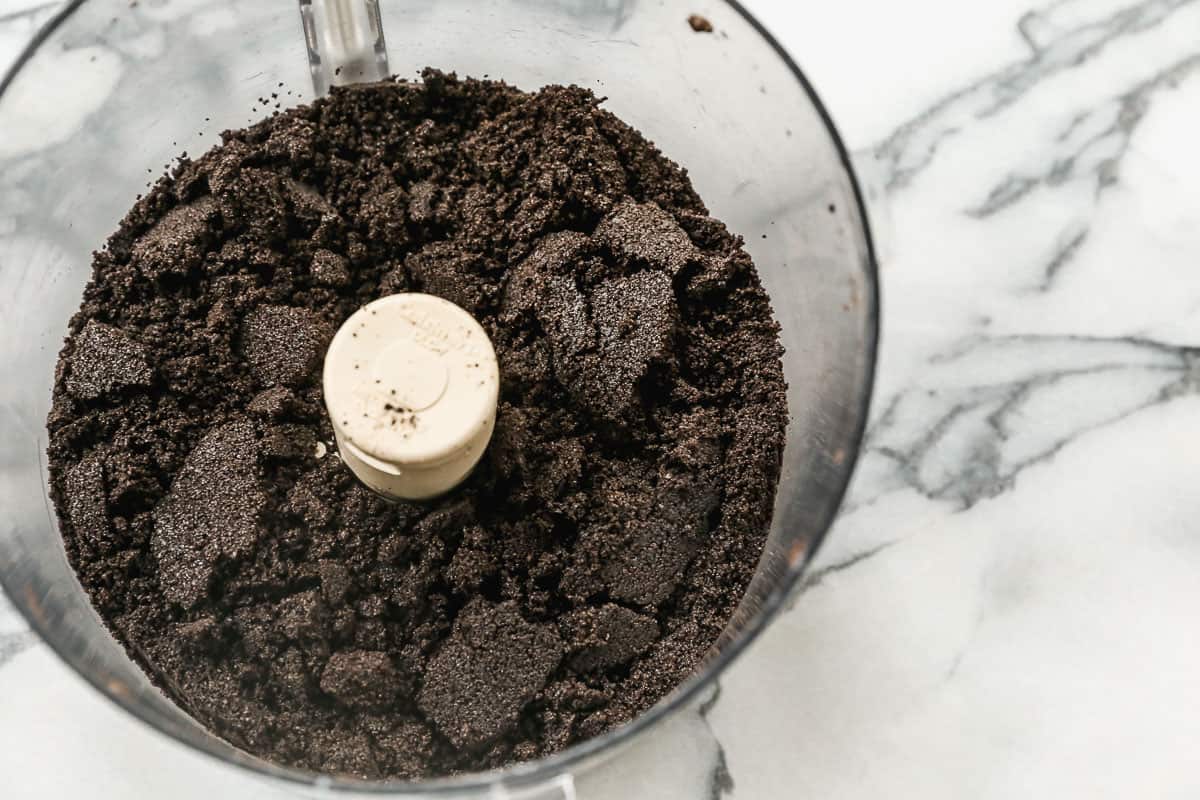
[48,71,787,781]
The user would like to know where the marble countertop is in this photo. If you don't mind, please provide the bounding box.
[4,0,1200,797]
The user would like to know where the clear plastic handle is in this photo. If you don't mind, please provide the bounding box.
[299,0,390,95]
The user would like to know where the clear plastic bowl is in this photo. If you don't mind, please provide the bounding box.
[0,0,878,796]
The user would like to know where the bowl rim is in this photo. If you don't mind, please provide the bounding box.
[0,0,881,793]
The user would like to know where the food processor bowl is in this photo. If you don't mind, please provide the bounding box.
[0,0,878,796]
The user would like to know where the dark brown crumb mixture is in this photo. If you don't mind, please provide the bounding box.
[687,14,715,33]
[46,70,787,780]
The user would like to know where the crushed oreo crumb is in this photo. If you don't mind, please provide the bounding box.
[48,70,787,779]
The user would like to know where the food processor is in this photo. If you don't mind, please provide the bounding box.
[0,0,878,796]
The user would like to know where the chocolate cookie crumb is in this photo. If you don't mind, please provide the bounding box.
[310,249,351,287]
[418,600,562,750]
[63,454,110,547]
[47,71,787,780]
[65,320,153,400]
[241,305,331,387]
[130,196,218,278]
[688,14,714,33]
[150,420,265,607]
[562,604,659,672]
[321,650,404,711]
[595,200,699,275]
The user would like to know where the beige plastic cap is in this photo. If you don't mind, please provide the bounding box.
[323,293,499,500]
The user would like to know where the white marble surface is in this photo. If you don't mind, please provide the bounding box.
[4,0,1200,797]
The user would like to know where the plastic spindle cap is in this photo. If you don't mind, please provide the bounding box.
[323,293,499,500]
